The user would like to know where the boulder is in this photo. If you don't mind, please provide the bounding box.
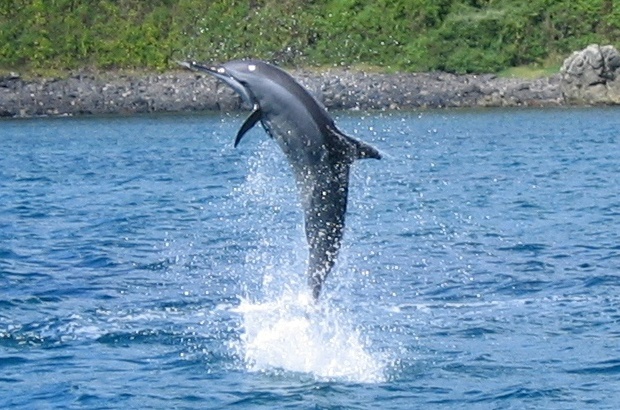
[560,44,620,104]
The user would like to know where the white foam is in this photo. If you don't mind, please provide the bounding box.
[229,142,386,382]
[233,290,386,383]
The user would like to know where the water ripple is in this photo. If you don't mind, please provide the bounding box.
[1,109,620,408]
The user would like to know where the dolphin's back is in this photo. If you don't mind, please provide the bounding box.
[247,61,333,129]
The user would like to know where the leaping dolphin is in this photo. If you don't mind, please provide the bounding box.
[180,60,381,300]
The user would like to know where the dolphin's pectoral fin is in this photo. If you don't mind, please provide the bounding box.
[234,106,262,147]
[327,125,382,161]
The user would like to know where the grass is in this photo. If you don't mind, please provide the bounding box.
[3,60,562,80]
[497,55,564,79]
[499,65,560,79]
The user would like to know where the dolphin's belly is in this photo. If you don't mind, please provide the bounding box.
[261,112,325,169]
[259,105,352,301]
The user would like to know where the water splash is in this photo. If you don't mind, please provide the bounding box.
[229,137,386,383]
[232,289,386,383]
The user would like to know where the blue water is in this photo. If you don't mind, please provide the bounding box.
[1,107,619,408]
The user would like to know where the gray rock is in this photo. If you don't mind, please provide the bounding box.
[0,67,565,118]
[560,44,620,105]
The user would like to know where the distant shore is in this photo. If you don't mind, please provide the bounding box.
[0,69,565,118]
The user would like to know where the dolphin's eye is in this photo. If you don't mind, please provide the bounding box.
[248,64,257,72]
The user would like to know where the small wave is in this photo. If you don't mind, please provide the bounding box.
[232,291,386,383]
[566,359,620,375]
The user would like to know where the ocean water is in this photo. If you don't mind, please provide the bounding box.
[1,107,619,409]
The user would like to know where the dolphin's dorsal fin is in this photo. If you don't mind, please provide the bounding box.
[234,105,262,147]
[327,125,382,161]
[349,135,382,160]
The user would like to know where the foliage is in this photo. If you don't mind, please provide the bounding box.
[0,0,618,73]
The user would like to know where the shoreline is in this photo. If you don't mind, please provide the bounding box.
[0,68,568,118]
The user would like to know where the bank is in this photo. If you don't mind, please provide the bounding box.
[0,45,617,118]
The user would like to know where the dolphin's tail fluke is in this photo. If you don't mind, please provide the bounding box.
[309,274,323,301]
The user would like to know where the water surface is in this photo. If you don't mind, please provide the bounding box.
[1,108,619,408]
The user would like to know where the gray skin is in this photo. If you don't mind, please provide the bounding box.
[180,60,381,300]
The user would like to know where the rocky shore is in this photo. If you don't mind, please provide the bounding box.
[1,45,618,118]
[0,70,565,118]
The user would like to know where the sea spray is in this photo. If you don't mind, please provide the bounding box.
[232,290,386,383]
[228,136,386,382]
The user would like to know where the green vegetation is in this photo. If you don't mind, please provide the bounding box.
[1,0,618,74]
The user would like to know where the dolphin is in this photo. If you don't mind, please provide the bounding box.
[180,59,381,300]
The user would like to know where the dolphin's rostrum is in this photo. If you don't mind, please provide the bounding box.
[181,60,381,300]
